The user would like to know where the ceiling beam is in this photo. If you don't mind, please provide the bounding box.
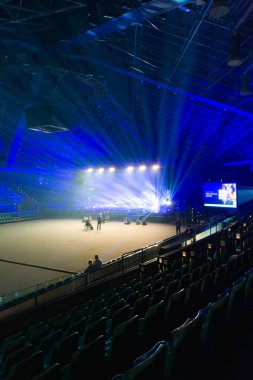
[59,0,196,49]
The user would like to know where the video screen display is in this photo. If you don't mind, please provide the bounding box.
[203,182,237,208]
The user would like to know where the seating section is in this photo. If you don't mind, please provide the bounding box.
[0,216,253,379]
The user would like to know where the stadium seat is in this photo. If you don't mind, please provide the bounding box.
[139,300,165,352]
[164,288,186,338]
[110,340,169,380]
[66,335,106,380]
[106,315,140,377]
[107,304,130,337]
[48,331,79,367]
[2,343,34,378]
[7,350,44,380]
[83,316,107,345]
[227,276,246,327]
[30,363,61,380]
[130,294,150,318]
[201,291,229,351]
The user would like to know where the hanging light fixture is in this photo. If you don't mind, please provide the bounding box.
[240,73,252,96]
[209,0,230,18]
[228,32,243,67]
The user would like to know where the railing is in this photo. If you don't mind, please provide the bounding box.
[0,210,40,223]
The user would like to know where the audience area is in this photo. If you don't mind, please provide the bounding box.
[0,213,252,379]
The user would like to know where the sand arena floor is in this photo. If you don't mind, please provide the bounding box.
[0,219,178,295]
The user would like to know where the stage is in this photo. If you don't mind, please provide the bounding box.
[0,219,180,296]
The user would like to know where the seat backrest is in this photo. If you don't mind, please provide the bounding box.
[2,335,26,361]
[125,291,139,306]
[109,304,130,336]
[139,300,165,352]
[125,340,169,380]
[3,343,34,378]
[165,288,186,335]
[165,279,179,301]
[29,363,61,380]
[67,316,87,336]
[69,335,106,380]
[107,315,140,377]
[202,291,229,346]
[39,329,62,355]
[149,286,166,307]
[227,276,246,326]
[130,294,150,318]
[83,316,107,345]
[49,331,79,367]
[8,350,44,380]
[244,271,253,307]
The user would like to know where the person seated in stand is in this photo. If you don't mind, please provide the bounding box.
[84,259,96,274]
[185,224,194,235]
[92,254,103,271]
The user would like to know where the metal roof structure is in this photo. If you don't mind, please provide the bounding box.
[0,0,253,190]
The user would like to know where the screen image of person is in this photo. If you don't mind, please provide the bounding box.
[218,183,236,206]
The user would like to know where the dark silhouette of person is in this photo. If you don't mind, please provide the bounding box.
[85,216,93,230]
[92,254,103,270]
[84,259,96,274]
[185,224,194,235]
[176,219,181,234]
[97,213,102,230]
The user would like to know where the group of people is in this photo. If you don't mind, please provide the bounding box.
[123,217,147,225]
[82,216,94,230]
[84,254,103,274]
[82,211,110,231]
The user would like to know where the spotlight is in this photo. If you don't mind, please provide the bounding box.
[87,168,93,173]
[109,167,116,172]
[98,167,104,172]
[139,165,147,171]
[209,0,230,19]
[228,33,243,67]
[152,164,160,170]
[127,166,134,172]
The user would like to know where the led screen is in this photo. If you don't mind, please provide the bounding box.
[203,182,237,208]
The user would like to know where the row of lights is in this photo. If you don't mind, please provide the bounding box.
[86,164,160,173]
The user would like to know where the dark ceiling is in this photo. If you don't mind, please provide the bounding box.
[0,0,253,186]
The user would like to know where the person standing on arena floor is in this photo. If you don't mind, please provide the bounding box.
[176,218,181,235]
[97,213,102,230]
